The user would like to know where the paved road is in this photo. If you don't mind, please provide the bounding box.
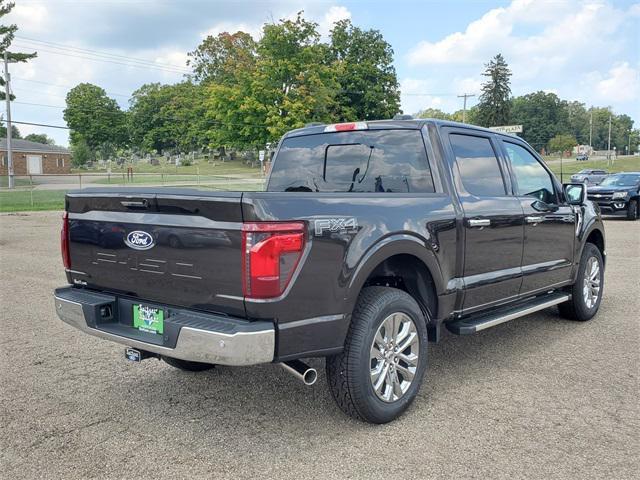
[1,212,638,479]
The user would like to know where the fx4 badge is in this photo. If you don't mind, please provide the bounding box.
[314,217,358,236]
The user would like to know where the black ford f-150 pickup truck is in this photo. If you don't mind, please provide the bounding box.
[54,119,606,423]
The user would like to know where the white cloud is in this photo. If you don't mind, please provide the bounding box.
[10,3,48,33]
[407,0,626,78]
[403,0,639,120]
[319,6,352,39]
[584,62,640,103]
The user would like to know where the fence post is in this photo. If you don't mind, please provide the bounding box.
[197,166,200,186]
[79,174,82,189]
[30,175,34,207]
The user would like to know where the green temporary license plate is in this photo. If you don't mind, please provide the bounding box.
[133,305,164,334]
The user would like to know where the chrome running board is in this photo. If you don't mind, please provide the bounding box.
[446,293,570,335]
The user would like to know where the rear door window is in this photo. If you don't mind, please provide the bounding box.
[449,133,507,196]
[268,129,435,193]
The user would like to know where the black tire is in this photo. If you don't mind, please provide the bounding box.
[558,243,604,321]
[326,287,429,424]
[627,199,638,220]
[162,356,215,372]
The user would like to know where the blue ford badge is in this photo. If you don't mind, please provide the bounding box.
[125,230,155,250]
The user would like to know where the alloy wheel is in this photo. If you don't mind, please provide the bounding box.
[369,312,420,403]
[582,256,601,309]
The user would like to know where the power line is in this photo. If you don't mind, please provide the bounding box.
[13,43,189,75]
[14,101,66,109]
[15,35,190,72]
[2,118,275,130]
[402,93,461,97]
[1,119,70,130]
[457,93,476,123]
[13,77,131,98]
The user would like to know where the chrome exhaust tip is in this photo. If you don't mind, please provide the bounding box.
[280,360,318,386]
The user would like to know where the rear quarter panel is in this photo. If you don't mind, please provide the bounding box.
[242,192,457,359]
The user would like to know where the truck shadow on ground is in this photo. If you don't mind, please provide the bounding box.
[103,306,589,439]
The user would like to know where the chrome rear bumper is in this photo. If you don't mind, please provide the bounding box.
[54,288,275,366]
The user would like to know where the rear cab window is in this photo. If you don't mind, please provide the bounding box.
[268,129,435,193]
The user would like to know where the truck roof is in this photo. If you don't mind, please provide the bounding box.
[283,118,522,141]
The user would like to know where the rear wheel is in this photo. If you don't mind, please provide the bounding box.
[326,287,428,424]
[558,243,604,321]
[162,356,215,372]
[627,199,638,220]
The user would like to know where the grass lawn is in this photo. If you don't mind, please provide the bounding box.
[92,174,265,186]
[0,189,66,212]
[0,180,264,212]
[74,160,262,177]
[547,156,640,181]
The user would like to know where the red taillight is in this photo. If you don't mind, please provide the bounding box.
[61,211,71,269]
[242,222,306,299]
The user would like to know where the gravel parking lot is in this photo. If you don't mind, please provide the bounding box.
[1,211,638,479]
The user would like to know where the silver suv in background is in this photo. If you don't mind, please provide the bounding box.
[570,169,608,185]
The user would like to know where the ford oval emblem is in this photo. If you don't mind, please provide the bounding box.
[125,230,155,250]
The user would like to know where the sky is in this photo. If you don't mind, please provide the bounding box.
[6,0,640,146]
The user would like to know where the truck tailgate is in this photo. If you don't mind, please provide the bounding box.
[65,188,245,317]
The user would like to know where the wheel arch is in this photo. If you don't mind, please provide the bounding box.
[346,235,444,328]
[573,225,606,282]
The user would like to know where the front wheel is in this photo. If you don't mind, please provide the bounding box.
[326,287,428,424]
[558,243,604,321]
[627,199,638,220]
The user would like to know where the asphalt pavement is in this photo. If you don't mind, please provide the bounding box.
[0,211,638,479]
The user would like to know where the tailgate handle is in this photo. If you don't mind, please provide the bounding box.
[121,199,149,209]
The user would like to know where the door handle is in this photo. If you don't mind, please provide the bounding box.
[468,219,491,228]
[525,215,544,224]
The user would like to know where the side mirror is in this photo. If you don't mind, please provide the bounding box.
[564,183,586,205]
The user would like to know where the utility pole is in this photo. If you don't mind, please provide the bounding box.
[457,93,475,123]
[3,51,14,189]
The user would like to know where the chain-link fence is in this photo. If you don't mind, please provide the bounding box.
[0,172,266,212]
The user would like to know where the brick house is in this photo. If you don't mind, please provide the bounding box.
[0,139,71,175]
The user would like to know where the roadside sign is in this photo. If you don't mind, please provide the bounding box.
[489,125,523,134]
[259,150,265,162]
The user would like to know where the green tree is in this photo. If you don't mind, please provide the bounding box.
[24,133,54,144]
[70,138,93,167]
[0,0,37,100]
[511,91,566,150]
[476,53,512,127]
[63,83,127,153]
[128,81,211,153]
[414,107,452,120]
[329,19,400,121]
[206,12,339,147]
[0,121,20,138]
[562,101,589,145]
[187,31,256,84]
[548,134,577,154]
